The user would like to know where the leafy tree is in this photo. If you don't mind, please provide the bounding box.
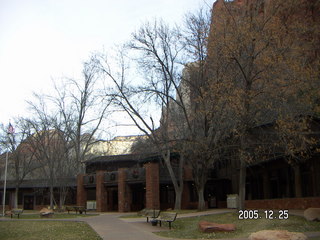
[207,0,320,209]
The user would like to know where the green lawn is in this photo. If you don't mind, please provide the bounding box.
[7,213,98,219]
[156,212,320,239]
[0,221,102,240]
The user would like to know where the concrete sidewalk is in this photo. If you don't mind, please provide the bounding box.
[83,209,236,240]
[83,213,174,240]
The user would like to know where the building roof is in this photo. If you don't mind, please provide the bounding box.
[85,152,162,165]
[0,177,77,189]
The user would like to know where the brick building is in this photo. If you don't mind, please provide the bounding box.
[76,137,320,212]
[0,130,78,210]
[76,0,320,212]
[77,151,236,212]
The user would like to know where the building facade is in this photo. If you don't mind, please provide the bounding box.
[76,149,320,212]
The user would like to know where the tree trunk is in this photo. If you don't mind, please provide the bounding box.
[59,187,68,209]
[14,187,19,209]
[50,185,54,209]
[163,149,183,210]
[197,187,206,211]
[174,186,183,210]
[238,159,246,210]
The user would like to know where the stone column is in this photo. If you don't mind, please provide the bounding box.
[96,171,107,212]
[77,174,87,206]
[145,162,160,209]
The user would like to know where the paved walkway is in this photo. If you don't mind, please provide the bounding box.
[83,213,167,240]
[82,209,236,240]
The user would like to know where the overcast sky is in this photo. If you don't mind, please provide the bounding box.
[0,0,214,136]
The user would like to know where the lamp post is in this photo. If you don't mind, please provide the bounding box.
[2,151,8,217]
[2,122,14,217]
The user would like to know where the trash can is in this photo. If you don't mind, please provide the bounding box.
[227,194,239,209]
[151,219,158,226]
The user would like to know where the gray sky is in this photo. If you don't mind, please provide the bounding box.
[0,0,214,135]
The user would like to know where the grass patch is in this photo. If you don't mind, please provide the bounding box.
[0,221,101,240]
[310,237,320,240]
[156,212,320,239]
[7,213,98,219]
[166,209,199,214]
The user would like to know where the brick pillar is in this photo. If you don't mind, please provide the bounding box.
[118,168,130,212]
[96,171,107,212]
[145,162,160,209]
[77,174,87,206]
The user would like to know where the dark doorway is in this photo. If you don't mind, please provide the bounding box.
[106,187,118,211]
[112,189,118,211]
[160,184,175,210]
[24,195,34,210]
[130,184,145,211]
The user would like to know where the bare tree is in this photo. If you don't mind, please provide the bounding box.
[97,19,188,209]
[98,7,226,210]
[23,58,113,208]
[25,93,67,208]
[51,58,113,175]
[0,119,39,208]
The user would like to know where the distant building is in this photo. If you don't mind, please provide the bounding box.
[88,135,147,156]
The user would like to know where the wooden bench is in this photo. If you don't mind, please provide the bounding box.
[155,212,178,229]
[10,209,23,218]
[65,206,87,214]
[138,208,160,222]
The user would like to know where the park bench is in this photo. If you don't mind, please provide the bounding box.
[138,208,160,222]
[10,209,23,218]
[65,206,87,214]
[155,212,178,229]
